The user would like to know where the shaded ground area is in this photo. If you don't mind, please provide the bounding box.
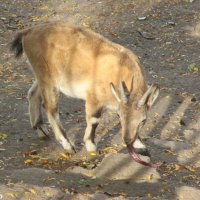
[0,0,200,199]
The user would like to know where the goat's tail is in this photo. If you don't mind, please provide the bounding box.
[10,29,30,58]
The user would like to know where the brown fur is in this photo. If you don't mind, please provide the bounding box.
[11,22,159,152]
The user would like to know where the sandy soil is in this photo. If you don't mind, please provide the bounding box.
[0,0,200,199]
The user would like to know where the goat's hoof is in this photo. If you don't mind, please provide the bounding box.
[135,148,151,157]
[85,141,97,153]
[62,141,76,154]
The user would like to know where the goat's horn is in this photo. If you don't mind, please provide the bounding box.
[138,84,154,107]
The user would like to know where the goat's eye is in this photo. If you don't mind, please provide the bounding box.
[141,119,146,126]
[138,120,146,130]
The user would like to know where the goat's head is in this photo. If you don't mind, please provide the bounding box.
[110,81,159,146]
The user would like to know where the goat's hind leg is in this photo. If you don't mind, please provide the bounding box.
[28,81,49,138]
[42,86,74,153]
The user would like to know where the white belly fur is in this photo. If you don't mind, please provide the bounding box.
[57,80,88,100]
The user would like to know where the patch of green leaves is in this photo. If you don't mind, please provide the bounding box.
[188,63,199,73]
[0,132,7,140]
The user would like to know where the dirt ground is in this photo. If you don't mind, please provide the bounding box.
[0,0,200,199]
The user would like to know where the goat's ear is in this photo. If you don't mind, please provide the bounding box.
[146,85,159,108]
[138,84,159,108]
[119,81,128,103]
[110,83,121,102]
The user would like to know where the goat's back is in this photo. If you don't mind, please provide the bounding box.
[19,22,146,104]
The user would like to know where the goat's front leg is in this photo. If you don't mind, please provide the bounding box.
[84,96,102,153]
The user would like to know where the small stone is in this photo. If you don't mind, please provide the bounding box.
[168,21,175,26]
[0,17,6,20]
[191,97,196,102]
[180,120,186,126]
[138,16,147,21]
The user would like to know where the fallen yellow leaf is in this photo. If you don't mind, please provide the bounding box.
[31,155,40,159]
[89,152,97,156]
[80,156,87,161]
[39,5,49,10]
[164,149,176,155]
[174,164,197,172]
[28,188,36,194]
[24,159,33,165]
[174,164,183,171]
[0,132,7,140]
[148,174,154,180]
[58,153,70,160]
[185,166,197,173]
[100,146,117,154]
[85,172,93,177]
[40,159,56,167]
[64,189,70,194]
[31,143,38,146]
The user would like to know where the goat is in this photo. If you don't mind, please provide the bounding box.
[11,22,159,159]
